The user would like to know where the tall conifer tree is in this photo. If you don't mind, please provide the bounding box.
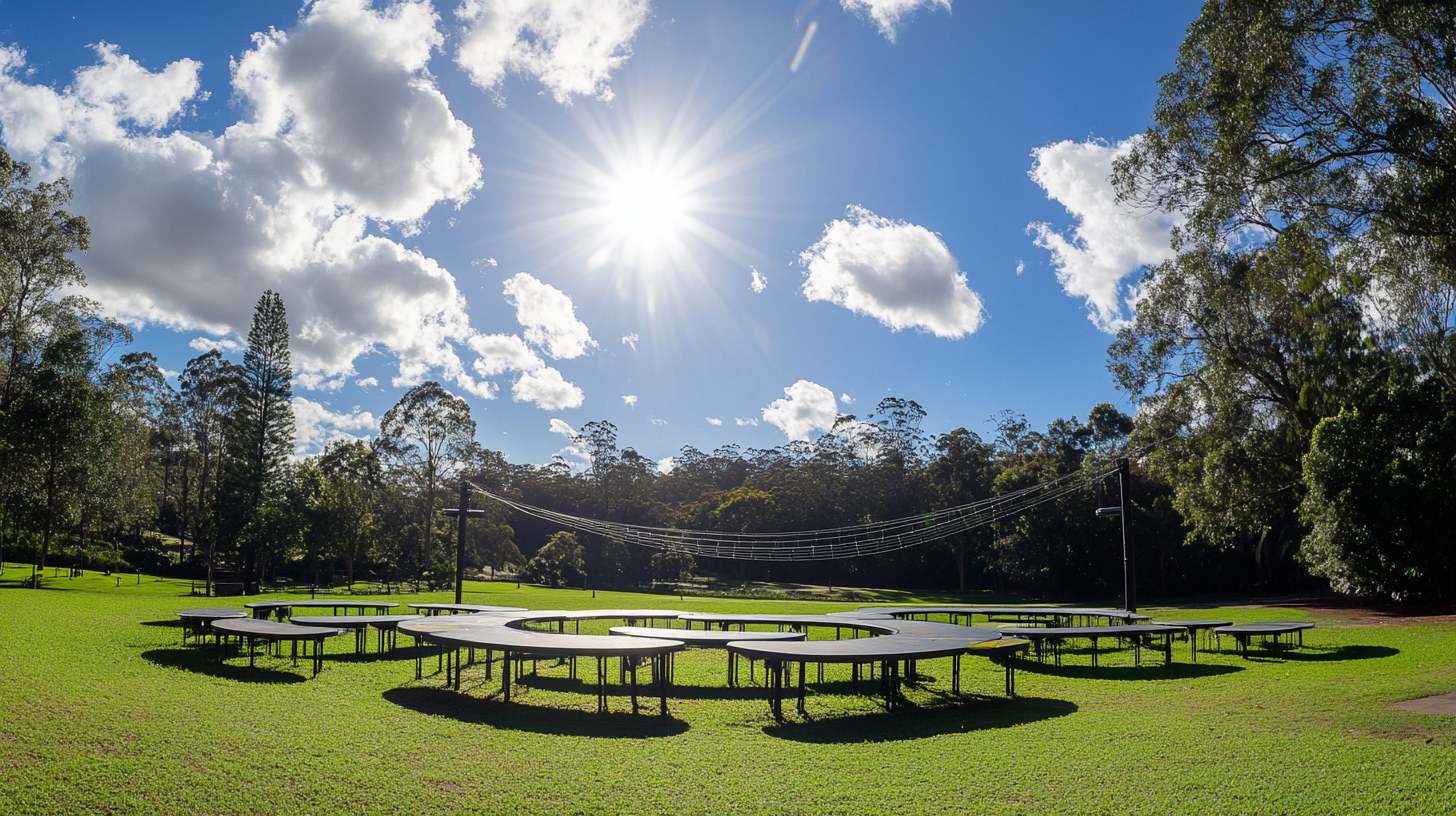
[222,290,294,591]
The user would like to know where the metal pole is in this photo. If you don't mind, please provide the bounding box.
[1118,457,1137,613]
[455,479,467,605]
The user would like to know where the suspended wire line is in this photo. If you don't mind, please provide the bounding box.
[467,460,1122,562]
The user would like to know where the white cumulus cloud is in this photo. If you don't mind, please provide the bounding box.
[188,336,243,354]
[0,1,490,399]
[705,417,722,426]
[656,456,675,475]
[466,283,589,411]
[513,365,584,410]
[750,266,767,293]
[549,418,577,439]
[735,417,758,427]
[840,393,855,404]
[296,372,346,391]
[622,332,639,351]
[454,0,649,104]
[622,395,637,407]
[800,205,984,338]
[761,379,840,442]
[503,272,597,359]
[356,377,379,388]
[292,397,376,455]
[840,0,950,43]
[1027,137,1181,332]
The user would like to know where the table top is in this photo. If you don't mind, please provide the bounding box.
[245,600,400,610]
[1213,621,1315,634]
[996,624,1185,638]
[399,618,686,657]
[510,609,687,624]
[407,603,528,613]
[177,608,249,620]
[609,626,806,646]
[726,635,988,664]
[212,618,345,639]
[1151,619,1235,629]
[860,606,1149,621]
[288,614,422,628]
[677,613,897,633]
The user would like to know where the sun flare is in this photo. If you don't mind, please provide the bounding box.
[603,163,691,251]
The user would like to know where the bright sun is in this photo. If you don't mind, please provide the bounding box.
[605,164,690,248]
[524,90,771,279]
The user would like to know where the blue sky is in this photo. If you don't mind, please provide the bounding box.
[0,0,1200,467]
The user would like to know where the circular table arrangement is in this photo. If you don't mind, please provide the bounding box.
[166,602,1319,718]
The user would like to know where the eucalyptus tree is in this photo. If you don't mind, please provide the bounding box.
[86,351,172,552]
[0,147,92,415]
[927,427,996,593]
[219,291,295,591]
[377,381,475,580]
[0,147,96,553]
[179,349,241,590]
[1109,0,1455,596]
[10,330,104,579]
[313,438,381,588]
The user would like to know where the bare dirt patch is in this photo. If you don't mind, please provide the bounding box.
[1391,692,1456,716]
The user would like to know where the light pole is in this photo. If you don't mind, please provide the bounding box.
[442,479,487,604]
[1095,457,1137,612]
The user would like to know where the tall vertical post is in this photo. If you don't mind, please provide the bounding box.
[455,479,467,605]
[1118,457,1137,613]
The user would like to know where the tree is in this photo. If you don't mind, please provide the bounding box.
[927,427,995,593]
[220,291,295,592]
[518,530,585,589]
[314,438,381,588]
[1108,234,1369,548]
[10,331,103,580]
[0,147,93,415]
[1111,0,1456,598]
[179,349,241,592]
[1301,372,1456,600]
[377,382,475,582]
[651,550,695,583]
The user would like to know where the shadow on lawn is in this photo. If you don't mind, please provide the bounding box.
[382,686,690,738]
[1241,644,1399,663]
[764,695,1078,743]
[1014,661,1245,681]
[141,647,307,684]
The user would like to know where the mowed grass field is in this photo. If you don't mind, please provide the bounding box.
[1,573,1454,815]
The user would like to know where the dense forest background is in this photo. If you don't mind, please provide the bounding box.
[2,1,1452,603]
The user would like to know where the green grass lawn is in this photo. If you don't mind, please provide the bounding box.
[1,570,1453,815]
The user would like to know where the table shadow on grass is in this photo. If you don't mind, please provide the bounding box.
[382,686,690,738]
[1013,661,1245,681]
[141,647,308,684]
[1238,644,1398,663]
[763,695,1078,743]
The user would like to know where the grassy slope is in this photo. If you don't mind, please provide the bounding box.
[0,572,1453,815]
